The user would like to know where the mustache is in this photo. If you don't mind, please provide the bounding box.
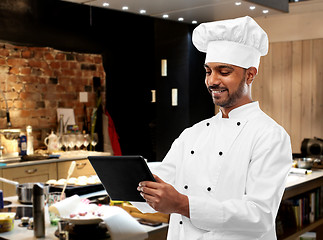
[207,85,227,92]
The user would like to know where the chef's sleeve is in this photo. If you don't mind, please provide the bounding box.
[189,125,292,238]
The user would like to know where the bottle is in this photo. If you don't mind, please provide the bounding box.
[58,114,64,137]
[33,183,45,238]
[18,133,27,156]
[26,126,34,155]
[0,190,4,209]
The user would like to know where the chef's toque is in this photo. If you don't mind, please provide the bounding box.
[192,16,268,70]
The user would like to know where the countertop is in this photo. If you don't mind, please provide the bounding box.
[0,215,168,240]
[0,193,168,240]
[0,151,111,169]
[286,169,323,188]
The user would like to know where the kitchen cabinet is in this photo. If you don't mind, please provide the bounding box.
[0,153,110,197]
[57,159,96,179]
[2,163,57,197]
[277,170,323,240]
[153,19,213,162]
[105,19,212,163]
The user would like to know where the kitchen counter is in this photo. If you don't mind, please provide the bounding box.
[0,151,111,169]
[0,216,168,240]
[0,151,112,198]
[286,169,323,188]
[283,168,323,200]
[0,194,168,240]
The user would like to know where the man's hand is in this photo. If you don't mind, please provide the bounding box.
[137,174,190,218]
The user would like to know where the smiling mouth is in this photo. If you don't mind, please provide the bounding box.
[208,87,227,95]
[208,86,227,93]
[212,89,226,94]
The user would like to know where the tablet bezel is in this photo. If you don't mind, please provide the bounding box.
[88,155,155,202]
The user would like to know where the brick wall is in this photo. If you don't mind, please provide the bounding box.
[0,42,106,149]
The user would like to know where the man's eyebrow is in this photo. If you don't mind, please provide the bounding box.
[216,65,234,70]
[203,64,234,71]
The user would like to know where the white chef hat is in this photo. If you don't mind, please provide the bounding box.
[192,16,268,70]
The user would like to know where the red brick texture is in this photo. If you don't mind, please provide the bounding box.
[0,42,106,149]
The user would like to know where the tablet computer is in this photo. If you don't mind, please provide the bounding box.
[88,155,156,202]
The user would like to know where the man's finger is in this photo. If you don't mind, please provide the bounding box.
[153,174,165,183]
[139,180,160,189]
[139,185,159,197]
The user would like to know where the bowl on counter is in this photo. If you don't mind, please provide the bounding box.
[0,212,16,233]
[295,157,321,170]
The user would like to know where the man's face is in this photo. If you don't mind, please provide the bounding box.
[204,62,250,109]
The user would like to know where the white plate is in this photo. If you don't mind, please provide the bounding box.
[61,216,103,225]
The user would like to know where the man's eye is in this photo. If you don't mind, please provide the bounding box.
[205,71,211,75]
[220,71,230,76]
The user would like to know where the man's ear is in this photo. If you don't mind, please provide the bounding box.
[246,67,257,85]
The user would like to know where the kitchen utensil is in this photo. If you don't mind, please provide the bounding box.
[295,157,321,170]
[61,215,103,225]
[0,129,21,159]
[0,177,19,186]
[61,161,76,199]
[301,137,323,157]
[17,183,49,204]
[44,131,59,153]
[33,183,45,238]
[0,177,49,204]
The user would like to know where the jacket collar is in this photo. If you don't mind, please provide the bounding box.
[218,101,260,119]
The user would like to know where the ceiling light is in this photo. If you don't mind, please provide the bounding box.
[102,2,109,7]
[140,9,146,14]
[122,6,128,10]
[162,14,169,18]
[263,9,269,14]
[178,17,184,21]
[192,20,198,24]
[249,5,256,10]
[235,2,242,6]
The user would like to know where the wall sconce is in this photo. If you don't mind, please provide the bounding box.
[161,59,167,76]
[151,90,156,103]
[172,88,178,106]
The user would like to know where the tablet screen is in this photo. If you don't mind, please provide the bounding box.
[88,155,155,202]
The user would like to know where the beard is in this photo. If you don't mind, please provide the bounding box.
[208,75,247,108]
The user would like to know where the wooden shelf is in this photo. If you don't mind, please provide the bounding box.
[283,175,323,200]
[278,170,323,240]
[279,218,323,240]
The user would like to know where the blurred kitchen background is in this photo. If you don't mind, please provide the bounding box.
[0,0,322,162]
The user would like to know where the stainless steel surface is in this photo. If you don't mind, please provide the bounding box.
[0,129,21,140]
[0,129,21,159]
[0,206,33,219]
[295,157,321,170]
[16,183,49,204]
[0,176,50,204]
[33,183,45,238]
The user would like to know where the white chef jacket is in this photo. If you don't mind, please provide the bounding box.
[136,101,292,240]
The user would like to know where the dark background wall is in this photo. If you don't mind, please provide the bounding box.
[0,0,214,161]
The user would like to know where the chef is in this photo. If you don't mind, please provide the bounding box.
[136,16,292,240]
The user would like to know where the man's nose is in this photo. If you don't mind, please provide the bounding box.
[207,73,221,86]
